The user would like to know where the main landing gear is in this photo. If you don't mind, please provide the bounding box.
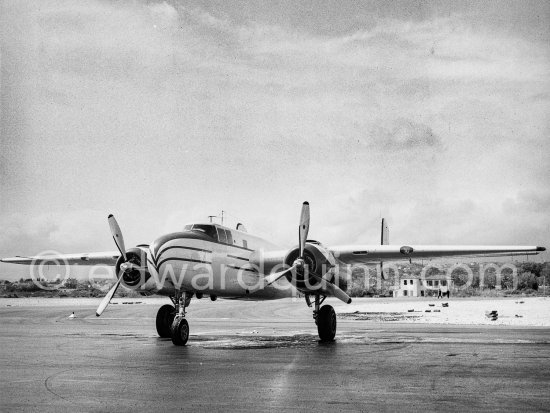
[155,304,176,338]
[171,290,192,345]
[306,294,337,342]
[155,290,192,345]
[156,292,338,344]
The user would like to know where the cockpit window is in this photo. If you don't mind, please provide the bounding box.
[191,224,218,240]
[184,224,193,231]
[217,227,227,243]
[225,229,233,244]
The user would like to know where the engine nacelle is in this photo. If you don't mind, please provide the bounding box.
[115,247,151,291]
[283,243,349,294]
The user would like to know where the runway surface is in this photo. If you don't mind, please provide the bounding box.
[1,298,549,412]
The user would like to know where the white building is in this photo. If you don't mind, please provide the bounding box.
[393,276,452,298]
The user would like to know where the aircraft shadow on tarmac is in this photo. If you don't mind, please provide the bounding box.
[151,333,415,350]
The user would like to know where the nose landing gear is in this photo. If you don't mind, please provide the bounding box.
[316,304,337,342]
[153,290,193,345]
[170,290,192,345]
[307,294,337,342]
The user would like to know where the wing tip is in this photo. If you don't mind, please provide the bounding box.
[96,312,101,317]
[107,214,113,218]
[303,201,309,205]
[537,246,546,252]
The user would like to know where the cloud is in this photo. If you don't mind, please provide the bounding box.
[503,190,550,216]
[0,210,112,255]
[148,2,179,29]
[372,118,441,150]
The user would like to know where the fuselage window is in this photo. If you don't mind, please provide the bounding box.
[243,239,248,249]
[217,227,227,244]
[225,229,233,245]
[192,224,218,241]
[404,280,407,285]
[410,279,413,285]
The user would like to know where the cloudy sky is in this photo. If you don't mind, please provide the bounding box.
[1,0,549,278]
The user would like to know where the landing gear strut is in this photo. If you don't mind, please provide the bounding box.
[170,290,192,346]
[307,294,337,342]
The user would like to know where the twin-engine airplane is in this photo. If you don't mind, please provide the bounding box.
[1,202,545,345]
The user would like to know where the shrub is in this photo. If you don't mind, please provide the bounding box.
[517,272,538,290]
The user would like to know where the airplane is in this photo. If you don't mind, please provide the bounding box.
[1,202,545,345]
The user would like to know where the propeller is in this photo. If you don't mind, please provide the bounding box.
[298,201,310,262]
[261,265,296,287]
[261,202,352,304]
[108,214,127,261]
[261,202,310,287]
[312,273,352,304]
[96,275,122,317]
[96,214,132,317]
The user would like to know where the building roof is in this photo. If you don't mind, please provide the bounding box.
[400,274,452,280]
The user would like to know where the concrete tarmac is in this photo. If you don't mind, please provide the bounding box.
[1,298,549,412]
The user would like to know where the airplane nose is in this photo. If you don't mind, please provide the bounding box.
[150,231,211,263]
[150,233,183,262]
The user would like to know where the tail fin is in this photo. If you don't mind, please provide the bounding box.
[381,218,389,245]
[380,218,389,280]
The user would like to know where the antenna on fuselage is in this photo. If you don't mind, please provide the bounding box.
[207,211,225,225]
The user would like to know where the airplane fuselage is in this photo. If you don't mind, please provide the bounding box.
[141,223,294,299]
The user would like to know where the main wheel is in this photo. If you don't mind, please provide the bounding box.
[317,305,337,342]
[171,317,189,346]
[156,304,176,338]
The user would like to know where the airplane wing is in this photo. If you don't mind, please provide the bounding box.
[0,251,120,266]
[328,245,546,265]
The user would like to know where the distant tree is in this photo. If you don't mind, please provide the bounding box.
[450,267,470,287]
[425,266,443,277]
[520,263,543,278]
[470,274,480,289]
[64,278,78,289]
[501,269,515,290]
[482,267,498,289]
[518,272,538,290]
[541,263,550,285]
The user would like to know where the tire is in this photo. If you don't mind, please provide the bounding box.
[156,304,175,338]
[317,305,337,342]
[171,317,189,346]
